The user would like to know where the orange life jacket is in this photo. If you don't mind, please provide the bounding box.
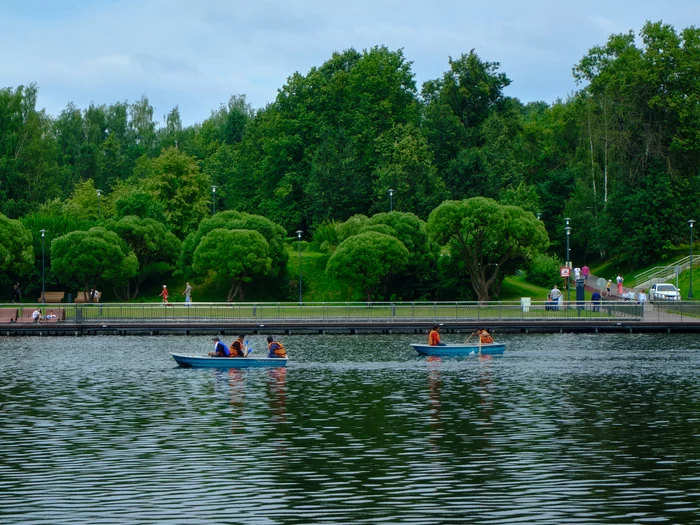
[230,339,245,357]
[268,341,287,358]
[480,333,494,344]
[428,330,440,346]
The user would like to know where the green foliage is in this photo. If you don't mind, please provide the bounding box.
[50,227,138,297]
[525,254,564,288]
[326,231,409,301]
[0,213,34,276]
[113,188,167,223]
[192,228,272,301]
[181,211,288,299]
[104,216,181,300]
[427,198,549,301]
[309,220,340,254]
[134,147,212,238]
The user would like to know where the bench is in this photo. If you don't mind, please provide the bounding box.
[75,291,102,303]
[37,291,65,303]
[17,308,65,323]
[0,308,18,323]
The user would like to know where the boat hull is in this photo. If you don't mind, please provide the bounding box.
[171,353,288,368]
[411,343,505,356]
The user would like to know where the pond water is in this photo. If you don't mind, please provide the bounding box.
[1,332,699,524]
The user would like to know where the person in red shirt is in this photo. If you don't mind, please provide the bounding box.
[159,285,169,304]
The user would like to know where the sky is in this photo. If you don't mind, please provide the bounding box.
[1,0,698,126]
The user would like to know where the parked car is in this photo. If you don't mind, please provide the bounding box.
[649,283,681,302]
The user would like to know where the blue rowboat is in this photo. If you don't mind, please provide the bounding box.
[411,343,506,356]
[171,353,288,368]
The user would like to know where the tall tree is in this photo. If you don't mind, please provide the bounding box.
[427,198,549,301]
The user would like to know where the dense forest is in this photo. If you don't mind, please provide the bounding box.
[1,21,699,302]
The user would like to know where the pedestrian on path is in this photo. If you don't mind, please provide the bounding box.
[159,285,169,304]
[182,282,192,305]
[616,274,624,296]
[582,265,590,282]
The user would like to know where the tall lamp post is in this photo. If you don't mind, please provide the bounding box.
[40,229,46,305]
[689,219,695,299]
[565,218,572,303]
[212,186,217,215]
[296,230,303,304]
[96,189,101,220]
[388,189,394,212]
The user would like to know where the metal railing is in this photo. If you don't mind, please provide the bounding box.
[635,255,697,289]
[3,300,698,325]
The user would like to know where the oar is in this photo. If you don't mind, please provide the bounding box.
[465,332,475,344]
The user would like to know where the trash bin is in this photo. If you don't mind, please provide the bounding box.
[66,293,73,303]
[521,297,531,313]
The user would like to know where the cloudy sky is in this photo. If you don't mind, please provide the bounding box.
[1,0,697,126]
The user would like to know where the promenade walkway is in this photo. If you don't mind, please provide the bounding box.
[2,297,699,336]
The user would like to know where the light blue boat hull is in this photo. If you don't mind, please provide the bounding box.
[411,343,506,356]
[171,353,288,368]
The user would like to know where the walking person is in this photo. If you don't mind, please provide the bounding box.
[159,285,169,304]
[581,265,590,282]
[616,274,624,296]
[182,282,192,305]
[11,282,21,303]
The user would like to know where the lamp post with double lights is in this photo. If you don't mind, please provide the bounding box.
[689,219,695,299]
[565,218,572,303]
[40,229,46,305]
[296,230,303,304]
[212,186,217,215]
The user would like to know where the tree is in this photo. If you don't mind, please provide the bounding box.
[422,51,512,199]
[366,212,440,299]
[192,228,272,301]
[372,124,448,217]
[134,147,212,238]
[427,198,548,301]
[63,179,113,221]
[0,213,34,277]
[105,216,181,300]
[326,231,409,301]
[50,227,138,299]
[0,84,60,216]
[179,210,288,280]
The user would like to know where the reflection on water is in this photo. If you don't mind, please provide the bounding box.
[1,332,699,524]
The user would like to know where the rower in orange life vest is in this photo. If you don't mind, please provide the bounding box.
[477,329,494,344]
[267,336,287,358]
[428,325,446,346]
[229,334,247,357]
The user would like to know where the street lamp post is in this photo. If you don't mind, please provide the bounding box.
[96,189,101,220]
[388,189,394,212]
[689,219,695,299]
[212,186,217,215]
[537,212,542,220]
[296,230,303,304]
[40,229,46,305]
[565,218,572,303]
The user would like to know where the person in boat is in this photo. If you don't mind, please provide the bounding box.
[428,325,446,346]
[229,334,247,357]
[476,329,494,344]
[208,336,230,357]
[266,336,287,358]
